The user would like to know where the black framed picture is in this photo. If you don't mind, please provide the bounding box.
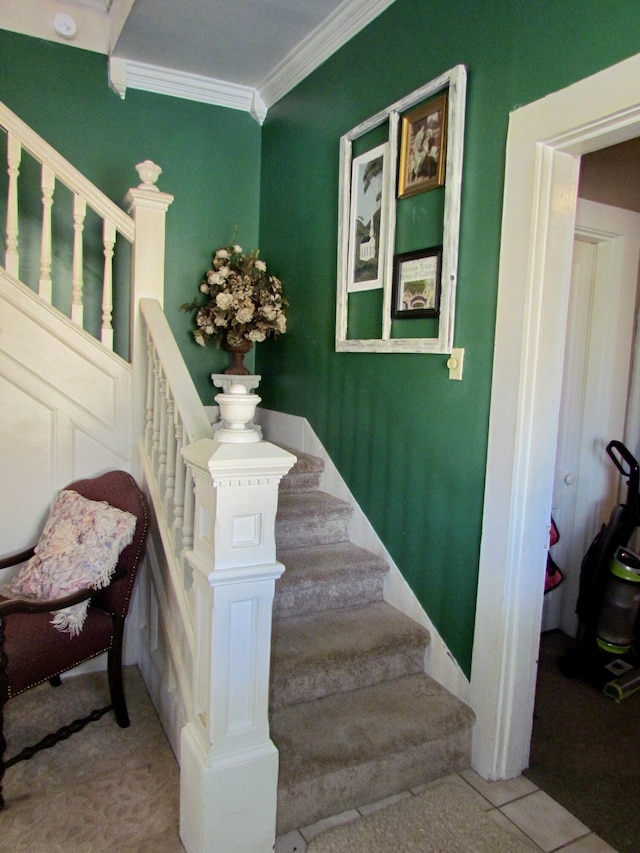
[391,246,442,318]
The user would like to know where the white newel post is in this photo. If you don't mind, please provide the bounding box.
[125,161,174,474]
[179,408,295,853]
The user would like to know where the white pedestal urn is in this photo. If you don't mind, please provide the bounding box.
[214,382,261,443]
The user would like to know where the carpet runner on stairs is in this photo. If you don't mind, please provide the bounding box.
[271,448,475,834]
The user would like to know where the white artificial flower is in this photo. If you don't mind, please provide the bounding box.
[236,306,255,324]
[193,330,206,346]
[248,329,267,342]
[216,292,234,310]
[233,244,243,254]
[254,259,267,272]
[275,315,287,333]
[215,249,230,260]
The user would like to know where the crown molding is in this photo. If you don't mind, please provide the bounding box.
[108,58,268,124]
[259,0,397,108]
[108,0,397,120]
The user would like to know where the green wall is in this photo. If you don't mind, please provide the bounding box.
[4,2,640,677]
[257,0,640,674]
[0,30,262,397]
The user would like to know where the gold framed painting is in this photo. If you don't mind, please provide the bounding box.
[397,93,448,199]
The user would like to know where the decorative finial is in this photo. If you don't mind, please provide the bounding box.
[135,160,162,190]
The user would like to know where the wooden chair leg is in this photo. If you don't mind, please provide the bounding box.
[0,615,9,809]
[108,618,129,728]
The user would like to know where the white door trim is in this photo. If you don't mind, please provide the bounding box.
[470,51,640,780]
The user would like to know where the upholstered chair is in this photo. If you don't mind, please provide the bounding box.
[0,470,148,808]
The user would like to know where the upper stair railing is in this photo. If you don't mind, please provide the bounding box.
[0,100,169,354]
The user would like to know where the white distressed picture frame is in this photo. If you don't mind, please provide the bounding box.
[336,64,467,354]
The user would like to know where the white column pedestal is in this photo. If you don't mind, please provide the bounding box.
[180,724,279,853]
[179,436,296,853]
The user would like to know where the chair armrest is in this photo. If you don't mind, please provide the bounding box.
[0,586,95,618]
[0,547,36,571]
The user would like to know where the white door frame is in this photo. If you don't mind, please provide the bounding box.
[470,51,640,780]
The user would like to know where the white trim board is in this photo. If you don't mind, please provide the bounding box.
[471,50,640,781]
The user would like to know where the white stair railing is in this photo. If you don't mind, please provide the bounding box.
[138,298,297,852]
[0,100,165,353]
[139,297,214,570]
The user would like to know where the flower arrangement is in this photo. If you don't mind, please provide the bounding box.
[182,241,288,350]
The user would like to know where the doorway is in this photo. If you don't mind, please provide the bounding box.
[548,194,640,637]
[470,51,640,782]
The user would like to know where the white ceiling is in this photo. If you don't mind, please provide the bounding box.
[112,0,347,88]
[2,0,397,119]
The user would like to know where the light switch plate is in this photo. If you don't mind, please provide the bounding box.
[447,347,464,380]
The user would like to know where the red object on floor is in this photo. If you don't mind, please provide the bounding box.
[545,517,563,593]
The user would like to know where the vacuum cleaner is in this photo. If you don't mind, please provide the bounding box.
[560,440,640,700]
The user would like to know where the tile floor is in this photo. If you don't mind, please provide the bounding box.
[275,769,618,852]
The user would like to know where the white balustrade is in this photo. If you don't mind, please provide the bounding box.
[1,100,137,351]
[138,298,213,570]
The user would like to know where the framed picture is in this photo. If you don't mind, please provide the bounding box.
[391,246,442,318]
[346,142,390,292]
[397,93,448,199]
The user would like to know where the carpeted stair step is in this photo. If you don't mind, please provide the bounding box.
[276,491,352,549]
[277,447,324,494]
[272,672,476,834]
[270,601,430,708]
[274,542,388,618]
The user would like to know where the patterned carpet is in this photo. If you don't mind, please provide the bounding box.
[1,666,183,852]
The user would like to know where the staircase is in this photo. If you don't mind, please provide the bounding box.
[271,450,475,834]
[2,99,476,851]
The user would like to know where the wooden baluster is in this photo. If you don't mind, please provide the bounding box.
[101,219,116,350]
[0,612,8,809]
[172,417,186,559]
[164,388,176,530]
[182,463,195,557]
[144,330,156,457]
[157,371,168,493]
[5,133,21,278]
[39,164,55,302]
[71,193,86,327]
[151,352,162,474]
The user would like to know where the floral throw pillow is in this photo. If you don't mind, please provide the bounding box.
[5,489,137,636]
